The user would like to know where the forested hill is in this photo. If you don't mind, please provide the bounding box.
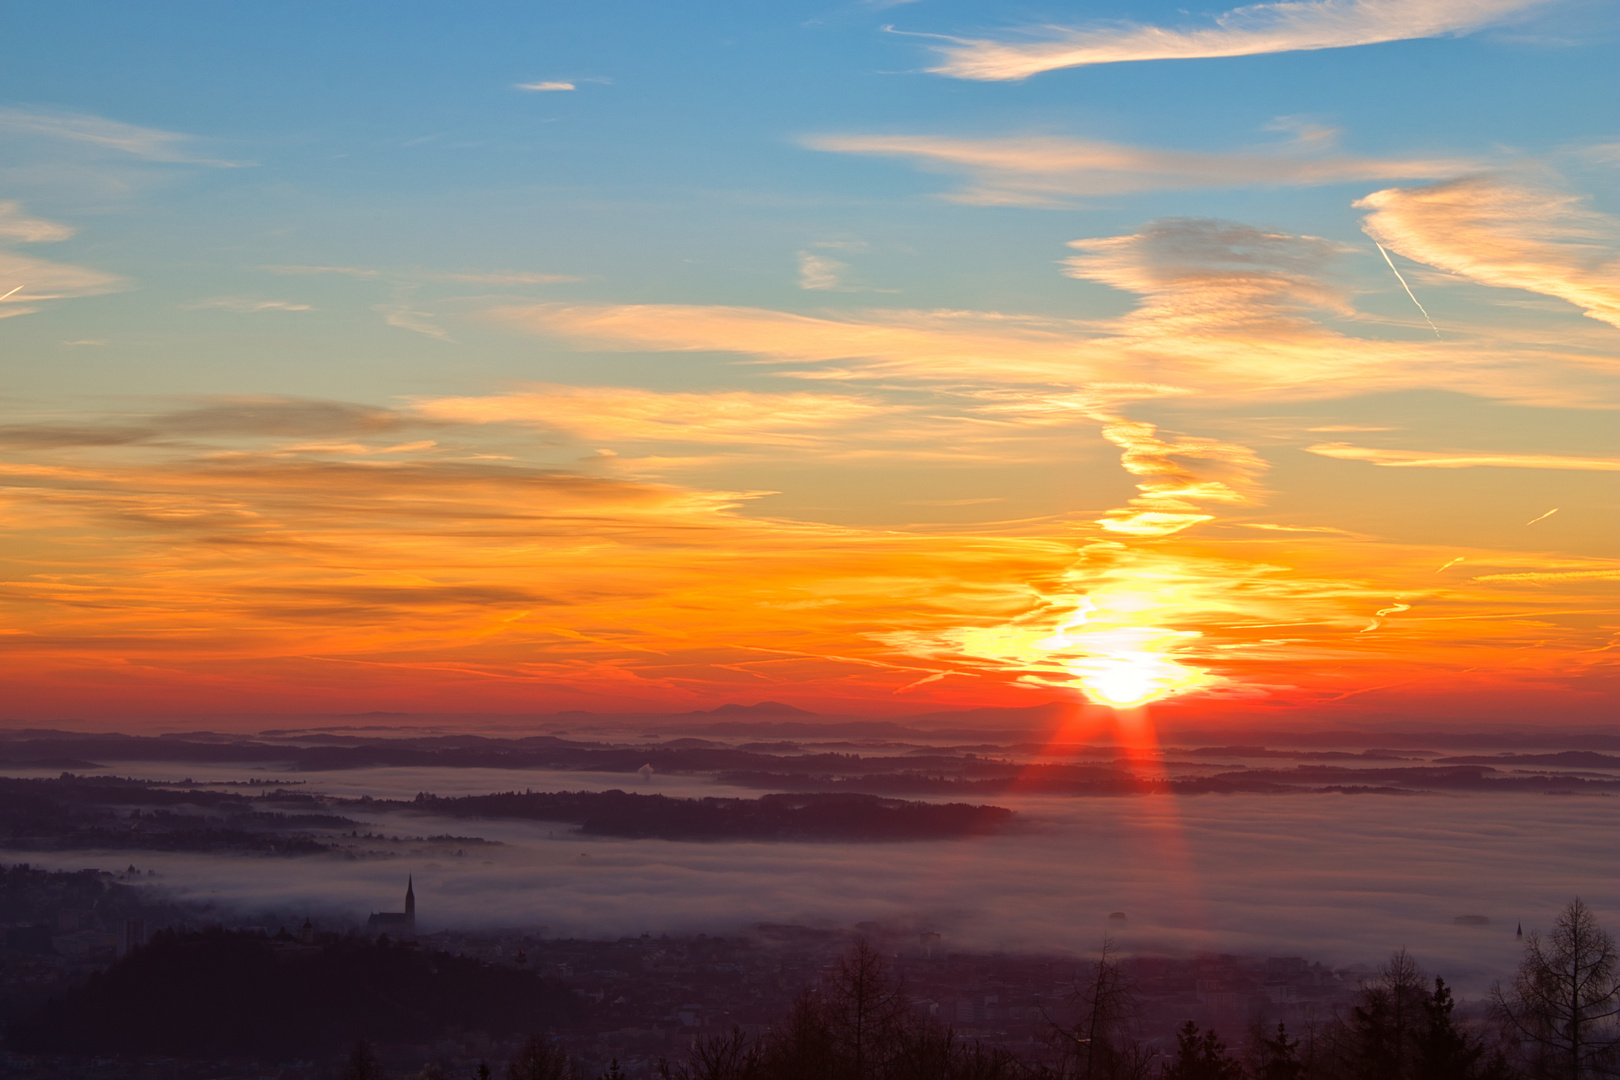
[404,789,1015,841]
[7,929,578,1058]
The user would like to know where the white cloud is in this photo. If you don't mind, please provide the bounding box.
[183,297,314,314]
[0,202,126,316]
[376,303,450,340]
[267,265,580,286]
[919,0,1548,80]
[0,201,75,243]
[798,251,848,291]
[516,81,576,92]
[0,105,243,166]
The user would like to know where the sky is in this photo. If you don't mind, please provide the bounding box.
[0,0,1616,724]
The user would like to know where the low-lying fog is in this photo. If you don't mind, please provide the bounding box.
[6,760,1613,995]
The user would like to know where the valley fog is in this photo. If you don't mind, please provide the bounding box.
[6,759,1611,996]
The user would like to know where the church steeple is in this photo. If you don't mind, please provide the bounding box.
[405,876,416,931]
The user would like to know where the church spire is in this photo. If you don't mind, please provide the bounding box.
[405,875,415,931]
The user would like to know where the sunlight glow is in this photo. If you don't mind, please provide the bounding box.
[947,591,1220,708]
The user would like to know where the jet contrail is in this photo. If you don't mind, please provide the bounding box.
[1375,244,1440,338]
[1525,508,1559,525]
[1436,556,1465,572]
[0,284,24,302]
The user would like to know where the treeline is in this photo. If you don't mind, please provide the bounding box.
[340,899,1620,1080]
[648,902,1620,1079]
[406,790,1015,841]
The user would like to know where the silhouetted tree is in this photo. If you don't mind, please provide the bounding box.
[508,1035,572,1080]
[1412,977,1511,1080]
[826,939,911,1080]
[1049,940,1150,1080]
[1160,1022,1242,1080]
[757,992,838,1080]
[660,1028,761,1080]
[342,1041,388,1080]
[1494,898,1620,1080]
[1331,949,1428,1080]
[1252,1023,1304,1080]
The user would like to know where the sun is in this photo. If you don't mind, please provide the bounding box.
[1076,649,1209,708]
[938,592,1219,708]
[1038,607,1218,709]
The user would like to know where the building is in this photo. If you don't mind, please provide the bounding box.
[366,876,416,939]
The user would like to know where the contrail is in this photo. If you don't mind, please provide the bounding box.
[1436,556,1465,572]
[0,284,24,302]
[1525,507,1559,526]
[1375,244,1440,338]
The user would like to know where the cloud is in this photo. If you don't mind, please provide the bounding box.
[267,264,582,286]
[1094,420,1267,537]
[0,201,75,243]
[0,105,243,166]
[798,251,848,290]
[1472,569,1620,583]
[376,302,450,340]
[488,208,1615,408]
[1062,218,1355,328]
[1358,177,1620,329]
[434,270,584,285]
[0,201,126,316]
[183,297,314,313]
[157,397,410,438]
[418,384,891,446]
[516,81,577,92]
[917,0,1547,80]
[1306,443,1620,470]
[805,133,1472,205]
[2,393,1617,719]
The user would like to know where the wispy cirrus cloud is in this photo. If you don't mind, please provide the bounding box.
[1306,443,1620,470]
[0,105,244,166]
[266,265,581,285]
[0,201,126,317]
[1472,568,1620,583]
[797,251,849,290]
[182,297,313,313]
[489,213,1616,408]
[418,384,891,447]
[805,132,1472,205]
[916,0,1549,81]
[1359,177,1620,329]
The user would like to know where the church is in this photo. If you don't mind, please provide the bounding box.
[365,876,416,939]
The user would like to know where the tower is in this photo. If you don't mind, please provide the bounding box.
[405,875,416,934]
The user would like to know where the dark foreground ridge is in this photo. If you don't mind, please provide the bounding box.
[7,928,578,1058]
[404,789,1016,841]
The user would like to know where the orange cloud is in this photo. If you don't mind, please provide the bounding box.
[1359,177,1620,329]
[1306,443,1620,470]
[1,397,1614,719]
[418,384,891,447]
[494,216,1616,408]
[805,133,1471,205]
